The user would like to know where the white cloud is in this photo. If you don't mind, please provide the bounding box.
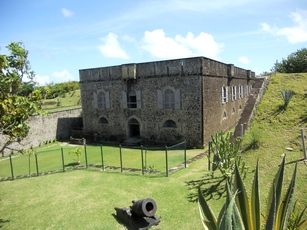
[98,33,129,59]
[61,8,73,18]
[261,10,307,43]
[34,70,75,86]
[238,56,250,64]
[53,70,75,82]
[141,29,223,59]
[34,75,51,86]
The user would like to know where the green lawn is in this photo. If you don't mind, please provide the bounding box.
[0,147,209,229]
[0,143,202,179]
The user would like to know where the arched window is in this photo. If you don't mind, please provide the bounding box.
[223,111,227,119]
[164,89,175,109]
[97,92,106,108]
[98,117,108,124]
[232,108,236,114]
[163,120,177,128]
[128,91,137,108]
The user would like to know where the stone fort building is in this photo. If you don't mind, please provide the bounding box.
[79,56,255,147]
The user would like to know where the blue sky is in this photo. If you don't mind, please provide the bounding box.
[1,0,307,85]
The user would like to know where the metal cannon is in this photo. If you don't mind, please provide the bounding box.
[114,198,160,230]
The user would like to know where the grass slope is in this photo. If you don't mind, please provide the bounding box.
[241,73,307,214]
[41,89,81,112]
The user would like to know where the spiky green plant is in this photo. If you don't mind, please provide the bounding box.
[198,156,307,230]
[280,89,294,110]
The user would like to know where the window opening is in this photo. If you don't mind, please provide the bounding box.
[163,120,177,128]
[164,89,175,109]
[97,92,106,108]
[232,86,236,101]
[99,117,108,124]
[222,86,228,104]
[128,91,137,108]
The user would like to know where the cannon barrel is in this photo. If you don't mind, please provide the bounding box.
[131,198,157,217]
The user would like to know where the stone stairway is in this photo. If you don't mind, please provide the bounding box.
[232,76,269,140]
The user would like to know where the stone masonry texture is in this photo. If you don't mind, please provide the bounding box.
[79,56,255,148]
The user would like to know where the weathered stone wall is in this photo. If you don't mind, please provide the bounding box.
[80,56,255,147]
[1,109,82,155]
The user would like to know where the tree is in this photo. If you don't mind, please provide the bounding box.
[0,42,42,156]
[275,48,307,73]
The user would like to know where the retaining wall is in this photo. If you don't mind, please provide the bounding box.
[1,109,82,156]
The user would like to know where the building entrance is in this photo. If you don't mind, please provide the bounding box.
[128,118,140,137]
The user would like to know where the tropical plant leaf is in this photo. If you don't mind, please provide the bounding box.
[276,162,297,230]
[219,181,244,230]
[233,162,251,230]
[266,156,285,219]
[265,183,277,230]
[250,160,261,230]
[198,186,218,230]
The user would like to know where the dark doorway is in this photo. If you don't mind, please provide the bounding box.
[128,118,140,137]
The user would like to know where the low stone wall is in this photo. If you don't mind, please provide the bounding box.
[1,109,82,156]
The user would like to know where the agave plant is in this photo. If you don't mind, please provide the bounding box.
[280,89,294,110]
[198,156,307,230]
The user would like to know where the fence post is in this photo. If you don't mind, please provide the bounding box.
[83,139,88,169]
[61,147,65,172]
[100,145,105,171]
[119,144,123,173]
[165,146,169,177]
[208,141,211,171]
[301,128,307,159]
[35,154,39,176]
[141,145,144,175]
[240,124,244,150]
[9,154,14,180]
[28,154,31,177]
[184,141,187,168]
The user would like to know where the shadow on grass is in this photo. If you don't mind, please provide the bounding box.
[185,173,226,203]
[285,157,307,165]
[272,104,287,117]
[64,162,79,167]
[0,218,10,228]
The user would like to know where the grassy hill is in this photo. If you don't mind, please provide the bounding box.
[41,89,81,112]
[240,72,307,213]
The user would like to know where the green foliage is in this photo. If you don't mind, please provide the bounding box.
[198,157,307,230]
[245,130,261,150]
[0,42,42,155]
[38,81,80,99]
[275,48,307,73]
[56,98,62,106]
[210,132,247,179]
[280,89,295,110]
[68,146,83,162]
[287,202,307,230]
